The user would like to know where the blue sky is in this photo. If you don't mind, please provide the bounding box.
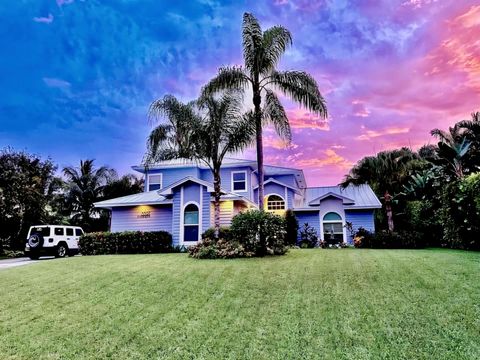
[1,0,479,184]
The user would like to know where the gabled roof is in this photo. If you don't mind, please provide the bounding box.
[159,176,217,196]
[94,190,172,209]
[303,184,381,209]
[308,192,355,205]
[253,177,302,194]
[132,158,256,173]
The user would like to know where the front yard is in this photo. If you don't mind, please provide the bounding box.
[0,249,478,359]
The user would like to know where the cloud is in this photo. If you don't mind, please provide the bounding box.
[356,127,410,141]
[33,14,54,23]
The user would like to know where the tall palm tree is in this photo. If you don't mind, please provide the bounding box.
[458,111,480,172]
[146,92,255,238]
[63,159,116,229]
[341,148,419,231]
[202,13,327,209]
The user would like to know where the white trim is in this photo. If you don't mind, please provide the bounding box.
[320,211,346,242]
[199,186,203,235]
[181,200,201,244]
[179,187,184,243]
[284,187,288,208]
[231,170,247,192]
[147,173,163,191]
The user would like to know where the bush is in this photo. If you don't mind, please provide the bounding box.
[188,238,254,259]
[230,210,288,256]
[298,223,318,248]
[284,210,299,246]
[353,228,424,249]
[201,227,231,241]
[79,231,172,255]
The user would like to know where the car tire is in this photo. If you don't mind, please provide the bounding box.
[55,243,68,258]
[28,234,44,249]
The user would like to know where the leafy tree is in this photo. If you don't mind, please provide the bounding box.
[458,111,480,172]
[146,92,255,239]
[0,149,62,250]
[102,174,143,200]
[63,159,116,231]
[431,125,471,178]
[202,13,327,209]
[341,148,419,231]
[284,209,299,246]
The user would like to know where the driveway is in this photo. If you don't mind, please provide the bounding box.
[0,257,44,270]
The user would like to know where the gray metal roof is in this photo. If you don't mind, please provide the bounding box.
[94,190,172,208]
[303,184,381,209]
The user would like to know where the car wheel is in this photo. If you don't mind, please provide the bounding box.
[56,243,68,258]
[28,234,44,249]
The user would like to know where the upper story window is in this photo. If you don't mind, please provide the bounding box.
[267,194,285,211]
[147,174,162,191]
[231,171,247,192]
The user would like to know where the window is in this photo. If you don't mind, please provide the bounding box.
[30,226,50,237]
[75,229,83,236]
[267,195,285,211]
[322,212,343,243]
[183,203,199,242]
[54,227,64,236]
[148,174,162,191]
[231,171,247,192]
[66,228,73,236]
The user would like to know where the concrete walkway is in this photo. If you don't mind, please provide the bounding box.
[0,257,40,270]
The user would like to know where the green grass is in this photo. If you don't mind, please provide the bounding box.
[0,249,479,360]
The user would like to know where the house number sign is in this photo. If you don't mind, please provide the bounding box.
[137,211,151,219]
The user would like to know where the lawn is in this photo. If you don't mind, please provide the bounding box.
[0,249,479,360]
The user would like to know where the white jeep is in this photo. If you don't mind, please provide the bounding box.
[24,225,84,260]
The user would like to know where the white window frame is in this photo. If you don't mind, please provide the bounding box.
[322,212,345,241]
[266,194,286,211]
[147,173,163,191]
[231,170,247,192]
[181,201,201,243]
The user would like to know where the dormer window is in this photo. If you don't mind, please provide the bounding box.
[231,171,247,192]
[147,174,162,191]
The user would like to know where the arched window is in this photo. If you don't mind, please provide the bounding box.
[322,212,344,243]
[183,203,199,242]
[267,194,285,211]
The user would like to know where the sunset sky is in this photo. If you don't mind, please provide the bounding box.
[1,0,479,185]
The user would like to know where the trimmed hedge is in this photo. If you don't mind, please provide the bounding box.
[353,228,424,249]
[79,231,172,255]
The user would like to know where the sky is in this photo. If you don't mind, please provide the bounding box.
[0,0,479,185]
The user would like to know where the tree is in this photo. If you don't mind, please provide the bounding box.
[202,13,327,210]
[0,148,62,250]
[102,174,144,200]
[146,92,255,239]
[431,125,471,178]
[63,159,116,231]
[457,111,480,172]
[341,148,419,231]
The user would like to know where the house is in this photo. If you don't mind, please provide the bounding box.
[94,158,381,245]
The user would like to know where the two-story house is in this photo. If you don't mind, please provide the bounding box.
[94,158,381,245]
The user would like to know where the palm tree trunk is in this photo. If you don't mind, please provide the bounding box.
[384,191,394,231]
[213,168,221,240]
[253,86,264,210]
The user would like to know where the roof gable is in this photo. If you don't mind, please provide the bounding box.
[253,177,301,194]
[304,184,381,209]
[308,192,355,205]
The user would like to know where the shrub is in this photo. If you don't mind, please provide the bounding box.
[202,227,231,241]
[298,223,318,248]
[188,238,254,259]
[79,231,172,255]
[284,210,299,246]
[353,228,424,249]
[230,210,287,256]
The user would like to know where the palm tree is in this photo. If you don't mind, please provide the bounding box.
[431,125,471,178]
[341,148,419,231]
[202,13,327,209]
[63,159,116,229]
[458,111,480,172]
[146,92,255,238]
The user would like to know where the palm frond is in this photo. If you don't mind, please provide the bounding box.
[201,66,250,97]
[263,89,291,143]
[242,13,263,73]
[268,70,327,118]
[261,26,292,74]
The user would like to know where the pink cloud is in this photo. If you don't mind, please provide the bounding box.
[356,126,410,141]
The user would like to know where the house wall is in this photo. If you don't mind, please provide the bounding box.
[269,174,296,187]
[111,205,172,233]
[295,211,321,242]
[345,209,375,243]
[200,166,253,200]
[319,197,346,241]
[144,167,200,191]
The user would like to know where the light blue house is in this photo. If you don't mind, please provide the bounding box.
[94,158,381,245]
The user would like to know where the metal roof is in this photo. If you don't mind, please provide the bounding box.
[304,184,382,209]
[94,190,172,208]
